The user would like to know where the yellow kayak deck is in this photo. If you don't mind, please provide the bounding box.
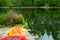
[2,26,26,37]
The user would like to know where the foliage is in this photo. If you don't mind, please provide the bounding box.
[0,10,29,29]
[0,0,60,40]
[0,0,60,7]
[0,8,59,40]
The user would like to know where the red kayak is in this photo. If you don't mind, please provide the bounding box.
[0,26,27,40]
[1,35,26,40]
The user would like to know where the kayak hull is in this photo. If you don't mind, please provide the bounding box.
[1,26,27,40]
[1,35,26,40]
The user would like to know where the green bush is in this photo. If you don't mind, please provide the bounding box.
[0,0,60,7]
[0,10,29,28]
[0,14,6,24]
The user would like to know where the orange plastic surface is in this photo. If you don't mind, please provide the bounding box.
[2,26,26,38]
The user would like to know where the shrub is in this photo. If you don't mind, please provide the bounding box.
[5,10,18,26]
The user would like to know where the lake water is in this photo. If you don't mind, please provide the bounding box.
[38,31,54,40]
